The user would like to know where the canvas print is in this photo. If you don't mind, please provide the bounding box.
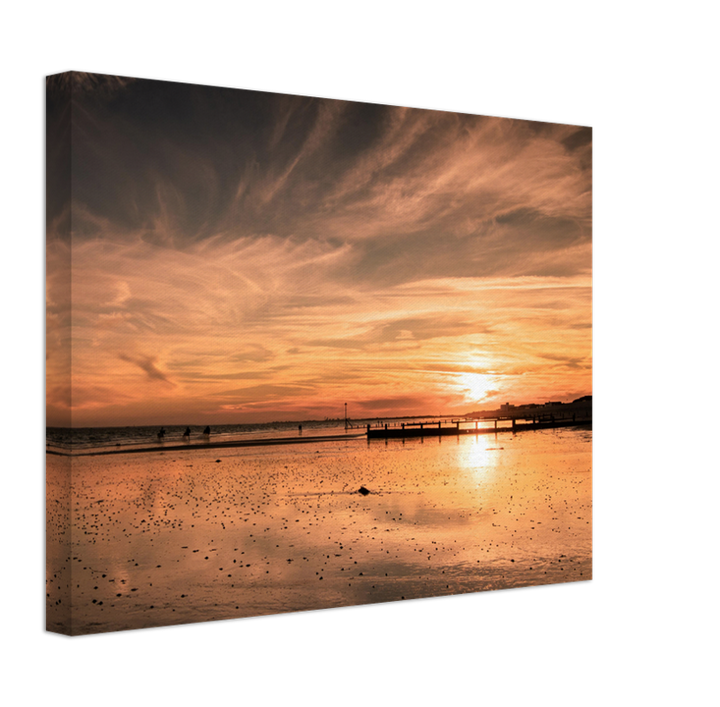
[46,72,592,636]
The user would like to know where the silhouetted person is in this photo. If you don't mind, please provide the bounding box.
[183,427,191,438]
[157,427,166,439]
[298,424,303,434]
[203,426,211,435]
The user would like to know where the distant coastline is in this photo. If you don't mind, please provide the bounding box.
[467,395,592,420]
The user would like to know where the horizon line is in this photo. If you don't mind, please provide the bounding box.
[47,393,592,430]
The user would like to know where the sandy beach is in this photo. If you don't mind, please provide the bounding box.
[46,426,591,635]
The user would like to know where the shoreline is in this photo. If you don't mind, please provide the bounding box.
[46,432,366,457]
[46,420,591,457]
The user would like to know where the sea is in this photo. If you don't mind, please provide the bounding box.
[46,416,509,454]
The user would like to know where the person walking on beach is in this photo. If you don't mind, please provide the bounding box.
[183,427,191,438]
[157,427,166,440]
[203,426,211,435]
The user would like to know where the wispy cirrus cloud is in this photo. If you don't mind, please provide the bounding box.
[118,354,175,386]
[47,77,592,425]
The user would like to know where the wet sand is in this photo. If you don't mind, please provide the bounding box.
[46,428,592,635]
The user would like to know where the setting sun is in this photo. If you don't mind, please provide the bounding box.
[457,372,497,405]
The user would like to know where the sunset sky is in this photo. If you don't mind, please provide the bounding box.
[46,73,591,427]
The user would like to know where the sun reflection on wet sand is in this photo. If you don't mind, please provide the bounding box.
[456,433,503,482]
[46,427,591,635]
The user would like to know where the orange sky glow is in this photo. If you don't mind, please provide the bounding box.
[46,74,591,427]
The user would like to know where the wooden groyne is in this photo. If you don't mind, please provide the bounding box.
[366,415,591,439]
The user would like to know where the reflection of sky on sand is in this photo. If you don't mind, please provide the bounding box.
[47,428,591,635]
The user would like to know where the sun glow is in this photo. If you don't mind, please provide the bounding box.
[457,372,497,404]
